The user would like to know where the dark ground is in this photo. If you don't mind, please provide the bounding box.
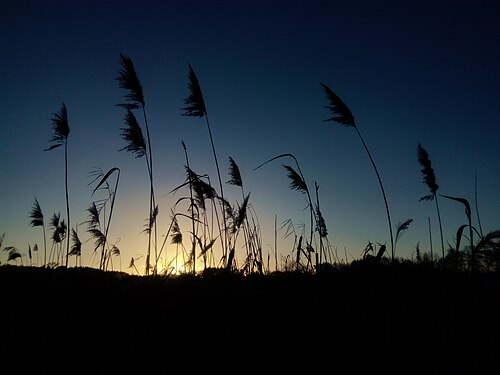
[1,264,499,374]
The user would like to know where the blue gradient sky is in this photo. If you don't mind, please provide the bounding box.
[1,0,499,271]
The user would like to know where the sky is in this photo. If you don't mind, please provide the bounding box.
[1,0,499,272]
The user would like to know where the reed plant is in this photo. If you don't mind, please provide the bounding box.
[182,65,228,263]
[48,212,66,265]
[321,83,394,260]
[417,143,445,263]
[45,103,71,267]
[29,198,47,266]
[117,53,157,275]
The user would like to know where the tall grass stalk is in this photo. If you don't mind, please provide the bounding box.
[182,65,228,264]
[321,83,394,260]
[182,141,197,274]
[417,143,445,263]
[45,103,70,267]
[117,53,157,275]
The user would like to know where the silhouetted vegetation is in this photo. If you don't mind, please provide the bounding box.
[0,264,499,373]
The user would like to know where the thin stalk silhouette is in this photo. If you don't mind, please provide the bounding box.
[117,53,157,275]
[417,143,445,263]
[45,103,70,267]
[321,83,394,260]
[89,167,121,270]
[182,141,197,274]
[182,64,228,265]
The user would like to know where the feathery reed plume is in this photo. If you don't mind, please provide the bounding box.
[128,257,140,275]
[29,198,47,266]
[45,103,71,267]
[283,165,308,193]
[45,103,70,151]
[181,64,228,263]
[321,83,394,260]
[314,182,328,266]
[321,83,355,126]
[227,156,243,189]
[70,228,82,266]
[233,193,250,233]
[181,64,206,117]
[5,246,21,263]
[394,219,413,258]
[117,53,156,274]
[171,216,183,245]
[120,110,147,158]
[417,143,445,263]
[116,53,144,108]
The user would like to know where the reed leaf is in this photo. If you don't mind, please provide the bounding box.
[91,167,120,195]
[120,109,146,158]
[181,64,206,117]
[199,239,217,257]
[227,156,242,187]
[320,83,355,127]
[454,224,468,253]
[116,53,144,107]
[440,195,471,224]
[29,198,44,227]
[417,143,439,198]
[475,230,500,253]
[45,103,70,151]
[375,244,387,259]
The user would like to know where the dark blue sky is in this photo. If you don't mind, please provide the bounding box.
[1,0,499,270]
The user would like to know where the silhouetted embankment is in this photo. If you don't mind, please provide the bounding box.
[1,264,499,374]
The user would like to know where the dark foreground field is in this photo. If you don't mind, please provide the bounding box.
[1,264,499,374]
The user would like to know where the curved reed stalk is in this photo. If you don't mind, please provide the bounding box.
[254,153,315,260]
[321,83,394,261]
